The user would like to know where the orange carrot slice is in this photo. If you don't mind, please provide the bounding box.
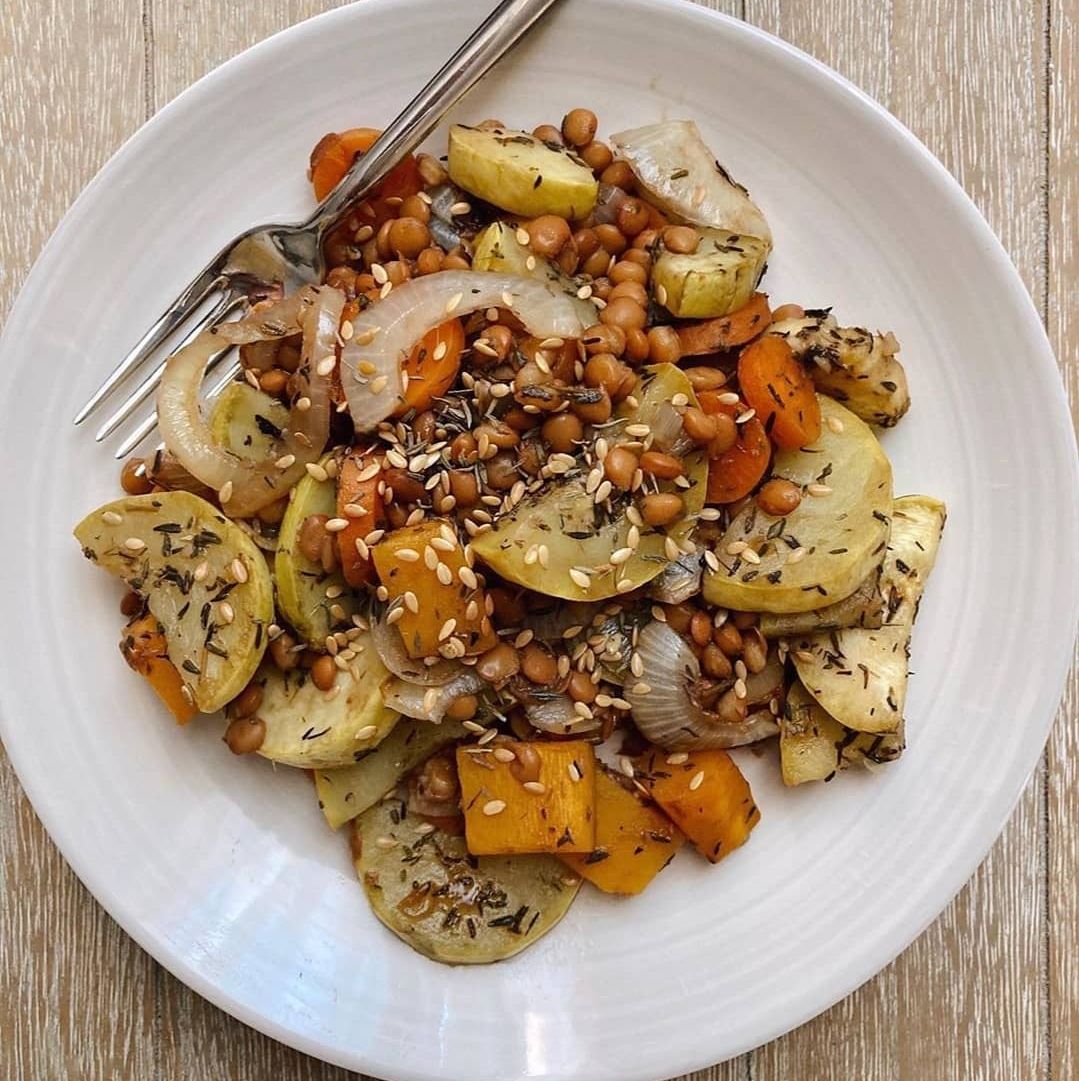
[737,335,821,450]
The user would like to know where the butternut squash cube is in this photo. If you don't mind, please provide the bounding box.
[457,741,596,855]
[372,519,496,659]
[559,768,684,894]
[634,748,760,864]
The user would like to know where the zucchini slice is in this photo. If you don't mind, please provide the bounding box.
[74,491,273,712]
[758,568,884,639]
[208,382,289,461]
[651,228,769,319]
[352,796,580,964]
[254,634,397,768]
[702,396,892,613]
[790,495,946,734]
[275,455,360,647]
[470,365,707,600]
[315,718,469,829]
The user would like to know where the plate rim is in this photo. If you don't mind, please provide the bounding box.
[0,0,1075,1076]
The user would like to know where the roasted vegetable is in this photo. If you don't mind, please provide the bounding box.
[254,637,398,768]
[371,518,495,659]
[472,220,598,326]
[448,124,598,220]
[758,568,883,638]
[652,229,769,319]
[74,491,273,712]
[208,382,289,462]
[559,768,684,894]
[395,319,465,416]
[634,747,760,864]
[352,796,580,963]
[119,613,198,724]
[335,448,383,588]
[676,292,772,356]
[767,313,910,427]
[779,681,904,786]
[790,494,946,734]
[703,396,893,613]
[698,389,772,504]
[275,456,360,648]
[737,335,821,449]
[610,120,772,244]
[457,741,597,855]
[315,718,469,829]
[470,364,707,600]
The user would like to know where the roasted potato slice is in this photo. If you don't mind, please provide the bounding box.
[471,364,707,600]
[74,491,273,712]
[790,495,946,734]
[352,796,580,964]
[208,382,289,461]
[767,313,910,427]
[448,124,598,220]
[275,456,360,647]
[315,718,470,829]
[652,229,769,319]
[254,635,397,768]
[702,396,892,613]
[758,568,884,638]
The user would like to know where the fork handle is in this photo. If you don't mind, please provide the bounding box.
[310,0,564,227]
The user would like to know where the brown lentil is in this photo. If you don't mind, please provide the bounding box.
[416,246,445,275]
[646,325,682,364]
[311,654,338,692]
[685,366,729,392]
[624,327,650,363]
[600,296,647,332]
[230,682,263,719]
[562,108,598,148]
[713,622,743,657]
[639,450,683,479]
[450,432,479,463]
[298,514,330,562]
[488,588,526,625]
[566,670,597,704]
[225,716,266,755]
[529,214,572,258]
[662,602,694,633]
[580,140,613,172]
[448,469,480,507]
[382,467,427,503]
[257,497,288,526]
[476,420,520,449]
[119,590,143,618]
[616,197,650,237]
[476,642,520,684]
[756,478,803,516]
[541,412,584,453]
[682,406,719,444]
[570,387,612,424]
[732,610,759,630]
[600,160,636,190]
[742,628,768,674]
[709,412,739,456]
[603,446,639,490]
[445,694,479,722]
[484,451,519,490]
[690,611,713,647]
[388,216,430,258]
[640,492,685,526]
[771,303,806,321]
[609,280,649,307]
[269,631,300,671]
[610,260,648,286]
[662,225,700,254]
[582,248,612,278]
[701,643,734,680]
[120,458,152,496]
[573,227,601,260]
[532,123,563,145]
[594,223,628,255]
[520,643,559,685]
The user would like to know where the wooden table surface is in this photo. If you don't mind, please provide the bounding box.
[1,1,1075,1078]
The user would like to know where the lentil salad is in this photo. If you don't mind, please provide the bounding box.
[75,109,945,963]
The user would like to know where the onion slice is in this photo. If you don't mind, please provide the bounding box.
[521,689,600,735]
[371,607,463,686]
[157,286,342,517]
[627,622,779,749]
[382,670,486,723]
[648,551,703,605]
[610,121,772,244]
[340,271,590,432]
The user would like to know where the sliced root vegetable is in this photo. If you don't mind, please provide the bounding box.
[371,519,495,659]
[698,390,771,504]
[394,318,464,416]
[610,120,772,244]
[767,312,911,427]
[275,454,361,647]
[559,768,684,895]
[157,285,343,517]
[352,796,580,964]
[340,271,590,432]
[208,382,289,462]
[652,229,769,319]
[74,491,273,712]
[120,613,198,724]
[626,622,779,750]
[790,495,946,734]
[676,291,772,356]
[336,448,384,587]
[310,127,422,216]
[314,718,471,829]
[634,746,760,864]
[758,567,883,638]
[702,396,893,613]
[457,741,597,855]
[737,335,822,449]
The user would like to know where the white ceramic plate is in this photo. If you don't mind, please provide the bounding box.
[1,1,1075,1077]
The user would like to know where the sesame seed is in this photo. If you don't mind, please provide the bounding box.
[525,255,537,272]
[567,762,582,782]
[230,558,248,583]
[340,320,354,341]
[369,375,389,396]
[807,483,833,496]
[358,461,381,482]
[523,781,546,795]
[794,649,816,663]
[515,227,531,245]
[477,727,499,745]
[610,546,634,565]
[267,623,282,640]
[666,752,689,765]
[462,720,486,735]
[193,561,210,582]
[274,454,296,470]
[671,392,689,408]
[102,510,123,525]
[734,659,747,680]
[734,678,747,699]
[244,369,261,389]
[371,263,388,285]
[304,463,328,483]
[375,836,398,849]
[438,618,457,641]
[537,543,549,568]
[827,415,845,433]
[394,547,419,562]
[688,770,705,791]
[698,507,721,521]
[742,547,761,565]
[788,546,807,564]
[445,292,463,314]
[631,681,652,695]
[594,480,613,504]
[357,724,378,740]
[625,423,650,437]
[354,325,380,345]
[735,408,756,424]
[403,591,419,614]
[574,701,594,719]
[217,480,234,504]
[615,578,635,594]
[217,602,235,625]
[619,756,635,778]
[716,392,740,405]
[414,821,436,836]
[380,281,393,299]
[422,688,440,714]
[493,747,517,763]
[122,537,146,552]
[569,568,592,589]
[656,284,668,305]
[450,201,472,216]
[459,566,478,589]
[436,563,453,586]
[324,517,349,533]
[664,536,681,561]
[482,799,506,816]
[386,606,404,625]
[316,356,337,377]
[726,541,748,556]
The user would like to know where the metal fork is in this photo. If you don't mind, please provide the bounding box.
[75,0,563,457]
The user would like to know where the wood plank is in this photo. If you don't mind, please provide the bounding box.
[743,2,1052,1079]
[1047,0,1078,1077]
[0,2,152,1080]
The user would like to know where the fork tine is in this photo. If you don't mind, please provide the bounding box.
[73,270,226,425]
[112,351,242,460]
[94,292,245,442]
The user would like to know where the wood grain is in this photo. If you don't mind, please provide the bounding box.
[0,1,1072,1079]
